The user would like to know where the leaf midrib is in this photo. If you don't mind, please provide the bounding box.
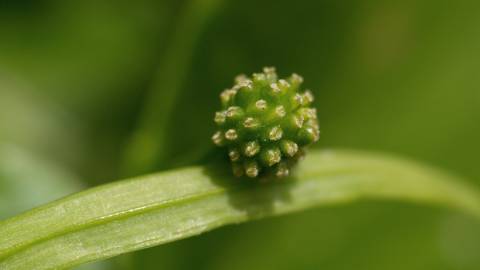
[0,184,226,262]
[0,166,349,262]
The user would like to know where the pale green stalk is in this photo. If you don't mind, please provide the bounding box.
[124,0,223,175]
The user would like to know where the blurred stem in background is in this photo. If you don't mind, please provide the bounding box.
[123,0,223,176]
[0,0,479,269]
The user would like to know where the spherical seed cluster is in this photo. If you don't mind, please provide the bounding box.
[212,67,320,178]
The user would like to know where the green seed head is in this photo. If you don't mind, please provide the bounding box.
[212,67,320,179]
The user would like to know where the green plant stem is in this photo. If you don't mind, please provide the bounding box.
[124,0,223,175]
[0,149,479,270]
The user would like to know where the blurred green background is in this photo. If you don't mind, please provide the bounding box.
[1,0,480,269]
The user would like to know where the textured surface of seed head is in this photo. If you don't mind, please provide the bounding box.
[214,111,226,124]
[243,117,260,129]
[255,99,267,110]
[275,106,286,117]
[212,131,224,146]
[235,74,248,84]
[294,93,303,105]
[263,66,276,74]
[276,163,290,178]
[212,67,319,179]
[225,129,238,141]
[291,73,304,84]
[238,79,253,89]
[268,126,283,141]
[270,83,281,93]
[226,106,242,118]
[253,73,266,81]
[293,115,304,128]
[244,141,260,157]
[281,140,298,157]
[261,148,282,166]
[229,149,240,161]
[303,90,314,104]
[299,108,317,120]
[245,161,259,178]
[278,79,290,88]
[220,89,236,104]
[298,127,319,145]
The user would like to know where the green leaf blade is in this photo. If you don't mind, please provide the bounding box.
[1,149,479,269]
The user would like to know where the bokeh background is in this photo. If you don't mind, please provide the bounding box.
[1,0,480,269]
